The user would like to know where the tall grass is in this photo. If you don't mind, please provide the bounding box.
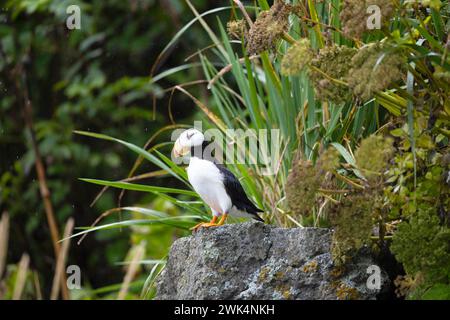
[73,0,449,298]
[73,1,377,238]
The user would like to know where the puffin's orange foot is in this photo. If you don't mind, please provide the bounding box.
[190,214,228,232]
[190,222,220,232]
[190,216,219,232]
[198,222,220,228]
[190,221,207,232]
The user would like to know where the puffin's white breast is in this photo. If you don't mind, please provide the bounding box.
[187,157,232,215]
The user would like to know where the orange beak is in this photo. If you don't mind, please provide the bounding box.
[172,140,190,158]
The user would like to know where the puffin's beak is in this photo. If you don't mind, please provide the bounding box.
[172,140,190,158]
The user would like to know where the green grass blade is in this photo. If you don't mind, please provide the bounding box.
[64,216,202,241]
[74,130,185,183]
[79,178,198,197]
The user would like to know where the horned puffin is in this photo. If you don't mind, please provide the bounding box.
[172,128,264,231]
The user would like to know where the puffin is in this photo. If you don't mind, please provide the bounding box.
[172,128,264,231]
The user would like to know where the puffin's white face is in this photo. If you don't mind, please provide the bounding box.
[172,128,205,158]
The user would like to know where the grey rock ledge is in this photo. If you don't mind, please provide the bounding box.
[156,222,389,300]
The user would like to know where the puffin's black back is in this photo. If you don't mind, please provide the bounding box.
[191,140,264,222]
[216,164,264,222]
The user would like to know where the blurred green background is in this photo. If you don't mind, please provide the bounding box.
[0,0,223,299]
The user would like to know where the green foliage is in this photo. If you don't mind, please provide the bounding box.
[1,263,33,299]
[347,43,406,101]
[385,117,450,299]
[268,1,449,300]
[328,135,393,265]
[286,148,339,218]
[355,135,394,182]
[340,0,397,39]
[421,283,450,300]
[280,39,313,76]
[310,45,357,105]
[285,158,319,217]
[246,0,292,55]
[227,19,247,40]
[330,192,375,265]
[391,207,450,284]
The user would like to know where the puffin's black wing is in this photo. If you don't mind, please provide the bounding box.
[216,164,264,222]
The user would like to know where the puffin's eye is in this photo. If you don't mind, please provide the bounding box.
[186,131,195,139]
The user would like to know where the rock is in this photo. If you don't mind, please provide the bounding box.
[155,222,389,300]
